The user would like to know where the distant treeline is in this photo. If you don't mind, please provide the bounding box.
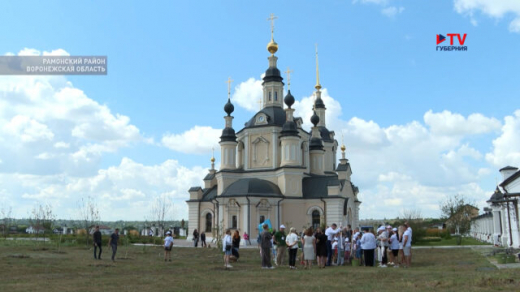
[5,219,187,230]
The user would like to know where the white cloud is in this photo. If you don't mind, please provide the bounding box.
[2,115,54,142]
[454,0,520,33]
[424,110,501,137]
[16,48,70,56]
[108,188,146,201]
[353,0,405,18]
[485,110,520,167]
[35,153,54,160]
[510,17,520,32]
[361,175,489,218]
[381,6,405,18]
[2,157,207,220]
[231,76,263,112]
[162,126,221,154]
[54,142,70,149]
[0,48,145,175]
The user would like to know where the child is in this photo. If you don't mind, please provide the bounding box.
[344,235,351,264]
[164,231,174,262]
[331,237,338,265]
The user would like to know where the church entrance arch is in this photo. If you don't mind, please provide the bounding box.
[201,209,214,234]
[307,206,324,230]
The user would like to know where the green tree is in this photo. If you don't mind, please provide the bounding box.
[440,194,475,237]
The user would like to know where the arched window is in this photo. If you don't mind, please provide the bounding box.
[312,210,320,230]
[232,215,237,229]
[274,91,278,101]
[205,213,212,232]
[269,92,271,101]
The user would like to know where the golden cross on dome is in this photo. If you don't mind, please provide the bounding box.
[226,77,233,99]
[267,13,278,40]
[284,67,293,89]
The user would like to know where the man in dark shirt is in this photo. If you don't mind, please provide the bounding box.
[200,232,206,248]
[260,224,274,269]
[92,226,102,260]
[108,228,119,262]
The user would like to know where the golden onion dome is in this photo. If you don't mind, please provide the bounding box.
[267,40,278,54]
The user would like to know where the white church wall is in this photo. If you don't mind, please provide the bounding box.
[324,198,344,227]
[504,179,520,193]
[186,201,199,241]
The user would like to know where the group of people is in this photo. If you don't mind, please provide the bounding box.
[91,225,121,262]
[92,225,176,262]
[228,221,414,269]
[92,221,413,269]
[352,222,413,268]
[191,229,207,248]
[222,229,245,267]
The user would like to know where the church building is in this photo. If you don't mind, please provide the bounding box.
[186,17,360,243]
[471,166,520,248]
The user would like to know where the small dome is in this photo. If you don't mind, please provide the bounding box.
[224,98,234,116]
[220,127,236,142]
[309,137,324,151]
[315,97,325,109]
[267,40,278,54]
[280,121,299,137]
[221,178,283,197]
[311,111,320,127]
[284,90,295,108]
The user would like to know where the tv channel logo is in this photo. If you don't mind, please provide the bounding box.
[436,33,467,51]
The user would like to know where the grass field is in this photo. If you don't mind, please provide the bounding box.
[415,237,492,246]
[0,240,518,292]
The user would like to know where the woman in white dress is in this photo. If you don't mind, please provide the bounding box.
[302,228,316,269]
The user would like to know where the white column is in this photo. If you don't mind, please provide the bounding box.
[244,134,249,170]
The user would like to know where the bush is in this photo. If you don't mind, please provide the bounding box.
[127,235,161,244]
[441,229,452,240]
[410,226,426,244]
[425,228,442,237]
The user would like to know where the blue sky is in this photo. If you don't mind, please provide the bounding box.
[0,0,519,221]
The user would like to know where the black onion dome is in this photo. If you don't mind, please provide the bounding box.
[311,111,320,127]
[220,127,236,142]
[284,90,295,108]
[309,137,324,151]
[280,121,299,137]
[224,98,234,116]
[263,67,283,83]
[314,97,326,109]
